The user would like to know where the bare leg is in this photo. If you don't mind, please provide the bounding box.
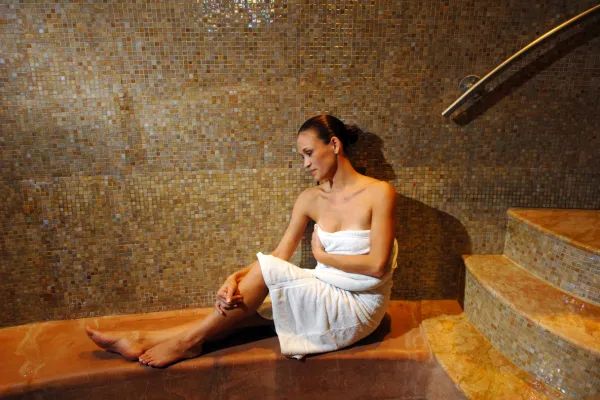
[86,326,160,360]
[85,311,272,361]
[138,263,269,367]
[88,263,270,367]
[205,311,273,343]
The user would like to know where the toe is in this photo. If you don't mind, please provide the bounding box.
[150,358,166,368]
[140,350,153,363]
[85,326,96,337]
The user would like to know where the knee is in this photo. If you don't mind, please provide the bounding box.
[249,262,263,279]
[245,262,267,289]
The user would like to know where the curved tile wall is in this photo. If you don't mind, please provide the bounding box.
[505,213,600,305]
[1,0,600,327]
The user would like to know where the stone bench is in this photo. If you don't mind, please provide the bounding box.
[0,300,464,400]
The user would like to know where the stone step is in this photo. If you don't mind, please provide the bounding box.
[504,208,600,305]
[463,254,600,399]
[421,301,566,400]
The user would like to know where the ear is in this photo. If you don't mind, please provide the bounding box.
[331,136,340,155]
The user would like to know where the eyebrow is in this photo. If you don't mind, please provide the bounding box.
[300,147,311,153]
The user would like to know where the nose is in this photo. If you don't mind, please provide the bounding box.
[303,157,311,169]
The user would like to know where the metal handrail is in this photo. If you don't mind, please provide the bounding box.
[442,4,600,117]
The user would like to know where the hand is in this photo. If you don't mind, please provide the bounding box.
[215,276,244,316]
[311,228,325,262]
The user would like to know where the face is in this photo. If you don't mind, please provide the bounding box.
[296,129,337,182]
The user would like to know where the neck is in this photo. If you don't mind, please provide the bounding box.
[324,156,358,191]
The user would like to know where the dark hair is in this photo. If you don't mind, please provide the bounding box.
[298,115,361,153]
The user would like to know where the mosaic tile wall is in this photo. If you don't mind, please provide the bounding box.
[464,271,600,399]
[1,0,600,326]
[505,215,600,306]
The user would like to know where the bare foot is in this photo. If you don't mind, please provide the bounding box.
[138,334,203,367]
[85,326,149,361]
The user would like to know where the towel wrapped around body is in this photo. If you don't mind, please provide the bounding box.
[256,224,398,358]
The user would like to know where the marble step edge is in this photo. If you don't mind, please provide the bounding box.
[507,208,600,256]
[463,254,600,357]
[422,311,567,400]
[505,210,600,306]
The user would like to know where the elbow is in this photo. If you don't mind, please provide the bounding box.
[371,269,386,279]
[370,252,393,279]
[371,261,388,279]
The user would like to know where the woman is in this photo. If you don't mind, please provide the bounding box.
[86,115,398,367]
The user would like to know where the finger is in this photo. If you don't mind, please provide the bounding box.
[215,302,224,315]
[219,294,242,306]
[218,299,235,310]
[218,285,232,297]
[312,231,319,247]
[226,288,236,303]
[220,299,240,309]
[226,296,243,307]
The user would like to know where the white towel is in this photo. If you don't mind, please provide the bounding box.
[310,225,398,291]
[256,225,398,358]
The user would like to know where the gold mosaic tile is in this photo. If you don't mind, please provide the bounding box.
[508,209,600,253]
[505,210,600,305]
[1,0,600,327]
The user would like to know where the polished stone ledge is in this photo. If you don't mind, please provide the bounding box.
[1,301,463,400]
[464,255,600,399]
[422,308,567,400]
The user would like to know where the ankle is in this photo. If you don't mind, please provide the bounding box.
[181,331,205,348]
[128,330,146,344]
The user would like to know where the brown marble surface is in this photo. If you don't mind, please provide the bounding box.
[464,254,600,356]
[508,208,600,255]
[423,310,568,400]
[1,301,461,399]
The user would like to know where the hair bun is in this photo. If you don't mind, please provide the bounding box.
[344,124,362,145]
[298,115,361,152]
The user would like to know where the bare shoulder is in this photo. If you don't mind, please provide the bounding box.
[365,178,396,199]
[294,186,319,209]
[298,185,320,200]
[294,186,320,221]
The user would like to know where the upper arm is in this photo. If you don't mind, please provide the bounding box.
[369,182,397,274]
[270,188,312,261]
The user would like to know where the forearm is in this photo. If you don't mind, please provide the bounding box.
[317,252,385,278]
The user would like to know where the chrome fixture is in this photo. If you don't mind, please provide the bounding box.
[442,4,600,117]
